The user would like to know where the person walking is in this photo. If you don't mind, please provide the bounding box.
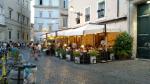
[37,43,41,56]
[34,43,39,61]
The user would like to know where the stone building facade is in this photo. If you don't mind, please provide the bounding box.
[34,0,68,42]
[0,0,31,42]
[68,0,150,59]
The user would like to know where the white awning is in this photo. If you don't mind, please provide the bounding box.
[57,30,66,36]
[84,24,104,34]
[48,32,56,36]
[56,23,123,36]
[70,26,86,36]
[57,26,86,36]
[64,29,74,36]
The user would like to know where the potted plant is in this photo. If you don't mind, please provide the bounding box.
[88,50,99,64]
[113,32,133,60]
[107,48,115,61]
[59,48,66,59]
[55,48,59,57]
[73,50,80,63]
[66,47,72,61]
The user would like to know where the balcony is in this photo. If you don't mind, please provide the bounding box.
[0,14,6,26]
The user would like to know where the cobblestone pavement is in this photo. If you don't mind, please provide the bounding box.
[21,49,150,84]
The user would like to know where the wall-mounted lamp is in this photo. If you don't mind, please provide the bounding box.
[69,6,74,12]
[69,6,83,16]
[147,1,150,4]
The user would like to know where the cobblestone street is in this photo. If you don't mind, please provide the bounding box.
[21,49,150,84]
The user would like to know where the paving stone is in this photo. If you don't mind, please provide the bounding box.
[20,48,150,84]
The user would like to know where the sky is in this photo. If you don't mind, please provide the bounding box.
[30,0,35,24]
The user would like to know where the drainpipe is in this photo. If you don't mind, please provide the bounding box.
[128,0,131,34]
[117,0,119,17]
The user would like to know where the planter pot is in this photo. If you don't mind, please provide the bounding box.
[110,53,115,61]
[55,52,58,57]
[66,54,71,61]
[60,53,63,59]
[90,56,96,64]
[74,57,80,64]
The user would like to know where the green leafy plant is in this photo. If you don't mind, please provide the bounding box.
[73,50,80,57]
[12,49,20,64]
[107,48,114,54]
[59,48,66,59]
[113,32,133,60]
[55,48,60,52]
[59,48,66,55]
[88,50,99,57]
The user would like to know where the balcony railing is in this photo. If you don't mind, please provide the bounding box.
[0,14,5,26]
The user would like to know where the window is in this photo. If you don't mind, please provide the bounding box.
[17,13,20,22]
[85,7,90,22]
[18,0,20,4]
[98,1,105,18]
[76,18,80,24]
[38,23,43,31]
[9,31,11,39]
[48,24,52,32]
[27,34,28,40]
[0,6,3,14]
[39,11,42,17]
[63,0,68,8]
[18,31,19,39]
[63,17,68,27]
[51,0,59,7]
[8,8,13,19]
[23,0,25,5]
[49,0,52,6]
[39,0,43,5]
[26,1,29,9]
[22,15,25,24]
[49,11,51,18]
[22,32,24,40]
[27,17,29,25]
[76,12,81,24]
